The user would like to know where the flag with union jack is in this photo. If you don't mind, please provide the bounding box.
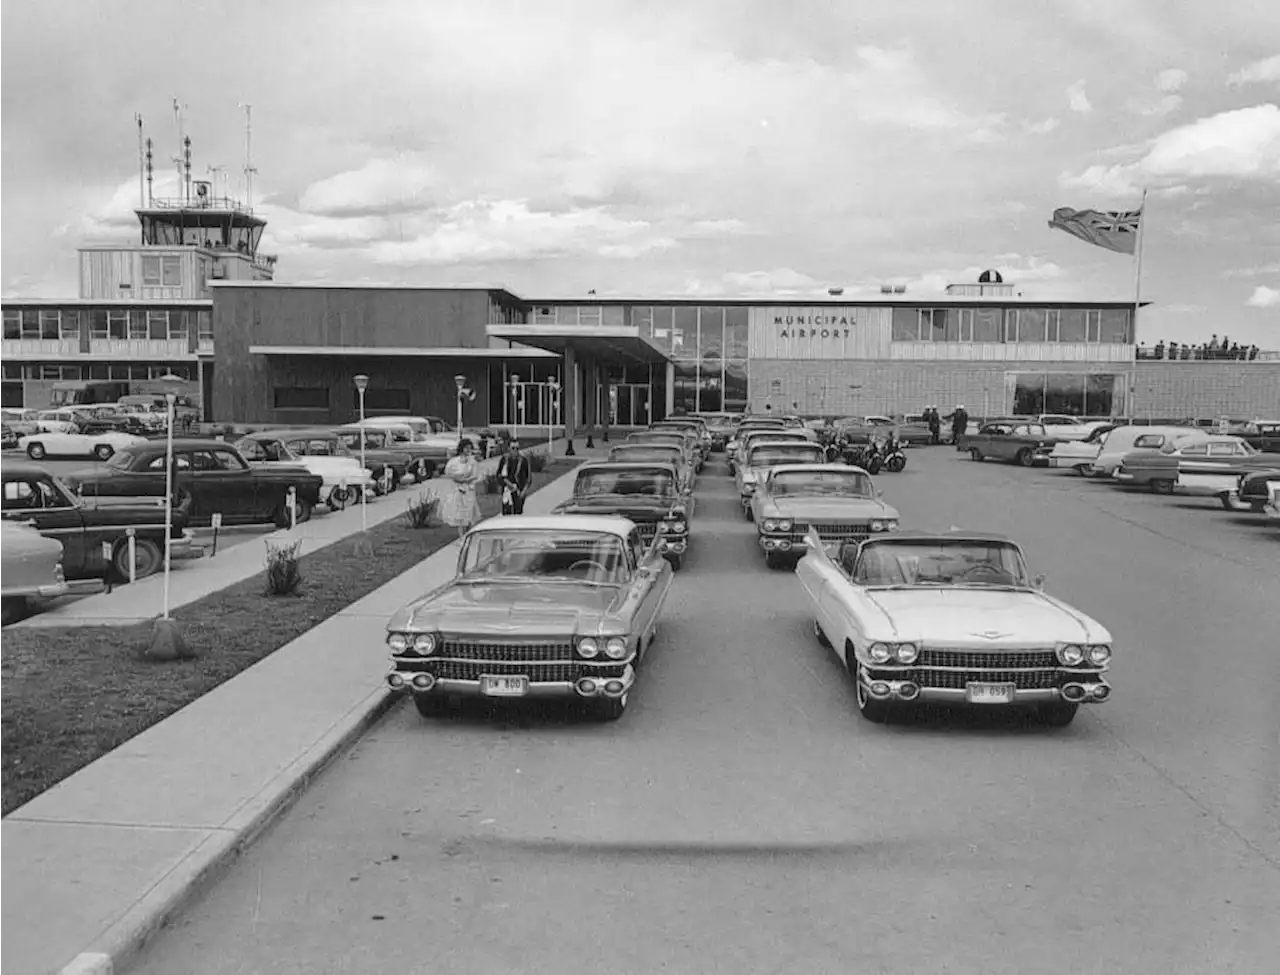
[1048,206,1142,255]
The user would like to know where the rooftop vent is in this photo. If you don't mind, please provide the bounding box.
[978,269,1003,284]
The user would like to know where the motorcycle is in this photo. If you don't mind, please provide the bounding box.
[848,435,906,474]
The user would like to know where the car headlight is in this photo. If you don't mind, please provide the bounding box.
[1057,643,1086,665]
[884,519,899,532]
[763,519,778,531]
[868,642,893,663]
[578,637,600,659]
[1086,644,1111,665]
[604,637,628,660]
[894,642,918,663]
[412,633,436,655]
[777,519,792,532]
[387,632,409,652]
[664,520,686,533]
[870,520,886,532]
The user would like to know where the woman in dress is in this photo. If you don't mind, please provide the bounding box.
[441,440,482,540]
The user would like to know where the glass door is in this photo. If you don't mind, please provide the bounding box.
[606,383,653,426]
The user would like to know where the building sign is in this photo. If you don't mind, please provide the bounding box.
[748,307,893,360]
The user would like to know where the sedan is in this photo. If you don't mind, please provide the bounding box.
[20,427,149,461]
[965,423,1060,467]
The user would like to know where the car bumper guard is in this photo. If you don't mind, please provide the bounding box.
[387,664,636,700]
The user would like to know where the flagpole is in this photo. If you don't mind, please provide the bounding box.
[1130,187,1148,422]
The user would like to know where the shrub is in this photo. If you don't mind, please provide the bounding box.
[528,452,548,474]
[264,540,303,596]
[405,494,440,529]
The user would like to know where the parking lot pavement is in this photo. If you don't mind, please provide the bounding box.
[123,447,1280,975]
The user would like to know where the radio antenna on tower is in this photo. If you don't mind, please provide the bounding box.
[135,114,146,207]
[172,97,187,203]
[239,103,257,210]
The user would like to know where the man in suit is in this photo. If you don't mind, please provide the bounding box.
[496,438,532,515]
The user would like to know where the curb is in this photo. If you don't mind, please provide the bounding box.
[58,688,401,975]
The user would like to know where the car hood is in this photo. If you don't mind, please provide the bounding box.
[862,589,1109,645]
[763,497,897,520]
[554,496,682,521]
[389,580,624,636]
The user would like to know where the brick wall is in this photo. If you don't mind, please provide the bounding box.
[747,360,1130,416]
[1133,362,1280,418]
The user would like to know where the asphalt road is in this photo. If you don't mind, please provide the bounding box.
[129,447,1280,975]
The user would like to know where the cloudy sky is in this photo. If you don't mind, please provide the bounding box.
[3,0,1279,347]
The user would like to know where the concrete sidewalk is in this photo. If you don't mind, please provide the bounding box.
[12,439,569,629]
[0,447,602,975]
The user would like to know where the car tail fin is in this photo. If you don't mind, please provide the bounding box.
[805,526,824,555]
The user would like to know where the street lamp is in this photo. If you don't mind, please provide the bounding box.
[353,374,369,533]
[547,377,561,457]
[144,373,192,660]
[509,374,520,432]
[454,374,471,447]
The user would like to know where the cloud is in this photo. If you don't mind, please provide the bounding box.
[1223,262,1280,278]
[1245,285,1280,308]
[1026,118,1061,134]
[1156,68,1189,93]
[1228,55,1280,87]
[1067,80,1092,114]
[1059,103,1280,196]
[1129,94,1183,117]
[683,268,824,296]
[881,255,1067,295]
[297,155,439,217]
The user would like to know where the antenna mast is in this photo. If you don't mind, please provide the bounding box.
[184,136,193,206]
[135,114,145,207]
[240,103,257,210]
[172,97,186,203]
[145,138,154,206]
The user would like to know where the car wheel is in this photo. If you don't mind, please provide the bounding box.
[743,505,754,522]
[112,537,162,581]
[969,448,983,462]
[1072,464,1090,477]
[813,619,832,649]
[372,470,391,496]
[1219,493,1249,511]
[26,442,46,460]
[590,692,628,722]
[1,596,27,626]
[765,550,786,570]
[327,486,351,511]
[94,444,115,461]
[1150,479,1175,495]
[1017,448,1036,467]
[274,494,315,528]
[886,454,906,473]
[853,664,893,724]
[666,553,684,572]
[1038,701,1079,727]
[413,693,449,719]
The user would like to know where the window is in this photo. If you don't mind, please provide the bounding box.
[922,309,948,341]
[1208,442,1244,457]
[672,307,696,357]
[650,307,675,354]
[602,305,625,326]
[143,256,182,287]
[630,306,653,337]
[87,363,109,379]
[973,307,1002,342]
[197,310,213,342]
[142,256,162,286]
[1179,444,1208,456]
[168,311,188,340]
[1085,310,1102,343]
[891,307,920,341]
[147,310,169,339]
[1013,372,1118,417]
[578,306,601,326]
[107,310,128,339]
[210,448,248,471]
[698,307,724,359]
[3,310,19,339]
[129,364,149,380]
[1058,309,1087,343]
[725,306,749,357]
[129,310,149,339]
[1016,308,1047,343]
[1043,373,1085,415]
[1043,309,1060,341]
[39,310,60,339]
[1100,308,1130,343]
[163,256,181,287]
[2,363,21,379]
[555,306,579,326]
[672,361,698,414]
[363,388,411,412]
[273,387,330,410]
[60,309,81,339]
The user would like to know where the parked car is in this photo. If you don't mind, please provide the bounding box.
[1036,415,1113,441]
[1239,421,1280,453]
[235,432,376,510]
[650,418,712,459]
[737,439,828,514]
[606,443,696,494]
[726,419,788,459]
[261,427,412,493]
[1234,469,1280,513]
[751,463,900,570]
[61,438,324,528]
[358,415,487,458]
[625,431,700,473]
[551,462,692,569]
[384,514,674,721]
[645,425,707,472]
[690,412,741,451]
[965,422,1061,467]
[2,423,18,450]
[2,520,75,625]
[731,429,818,475]
[1116,436,1280,495]
[1047,424,1120,474]
[795,529,1113,726]
[2,461,201,580]
[1085,426,1209,478]
[333,424,438,483]
[1,409,41,438]
[32,409,84,434]
[19,424,149,461]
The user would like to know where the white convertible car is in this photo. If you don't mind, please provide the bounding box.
[796,528,1113,727]
[19,429,148,461]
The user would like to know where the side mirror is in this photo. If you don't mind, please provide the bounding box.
[1031,573,1046,590]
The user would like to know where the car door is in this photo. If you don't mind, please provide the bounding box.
[632,528,673,652]
[210,446,262,517]
[179,449,248,520]
[2,475,91,574]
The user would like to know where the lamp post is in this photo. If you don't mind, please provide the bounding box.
[509,374,520,434]
[547,378,561,456]
[143,373,192,660]
[454,374,469,447]
[353,374,369,533]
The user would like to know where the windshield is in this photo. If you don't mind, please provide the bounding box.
[853,540,1030,587]
[459,530,629,584]
[749,446,825,467]
[770,470,874,498]
[610,448,681,465]
[575,469,676,497]
[106,450,137,469]
[339,430,388,450]
[288,437,352,458]
[630,435,685,448]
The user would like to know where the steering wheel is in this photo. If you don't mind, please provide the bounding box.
[959,563,1008,580]
[569,560,608,576]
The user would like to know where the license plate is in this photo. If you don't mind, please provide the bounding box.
[966,682,1015,704]
[481,675,528,697]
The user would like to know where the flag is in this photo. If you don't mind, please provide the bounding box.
[1048,206,1142,255]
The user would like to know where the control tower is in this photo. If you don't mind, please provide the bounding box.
[78,108,276,300]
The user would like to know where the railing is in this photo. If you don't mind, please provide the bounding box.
[1136,348,1275,361]
[146,195,254,215]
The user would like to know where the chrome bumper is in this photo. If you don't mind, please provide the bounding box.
[387,664,635,700]
[658,536,687,554]
[859,676,1112,705]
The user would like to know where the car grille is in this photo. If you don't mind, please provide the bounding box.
[393,659,627,682]
[793,522,872,542]
[918,649,1059,669]
[439,639,574,662]
[904,648,1076,691]
[913,668,1061,690]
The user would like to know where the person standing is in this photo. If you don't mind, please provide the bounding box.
[951,404,969,445]
[927,406,942,445]
[441,440,483,540]
[496,438,531,515]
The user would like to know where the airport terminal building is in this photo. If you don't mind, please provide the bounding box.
[3,193,1277,430]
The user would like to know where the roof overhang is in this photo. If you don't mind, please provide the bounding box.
[485,325,670,364]
[248,345,557,359]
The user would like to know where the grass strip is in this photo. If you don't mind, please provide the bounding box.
[0,458,581,815]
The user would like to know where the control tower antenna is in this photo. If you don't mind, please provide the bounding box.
[135,114,145,207]
[172,97,187,203]
[239,103,257,210]
[184,135,193,205]
[145,138,154,206]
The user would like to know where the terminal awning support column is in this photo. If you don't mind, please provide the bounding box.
[563,345,578,444]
